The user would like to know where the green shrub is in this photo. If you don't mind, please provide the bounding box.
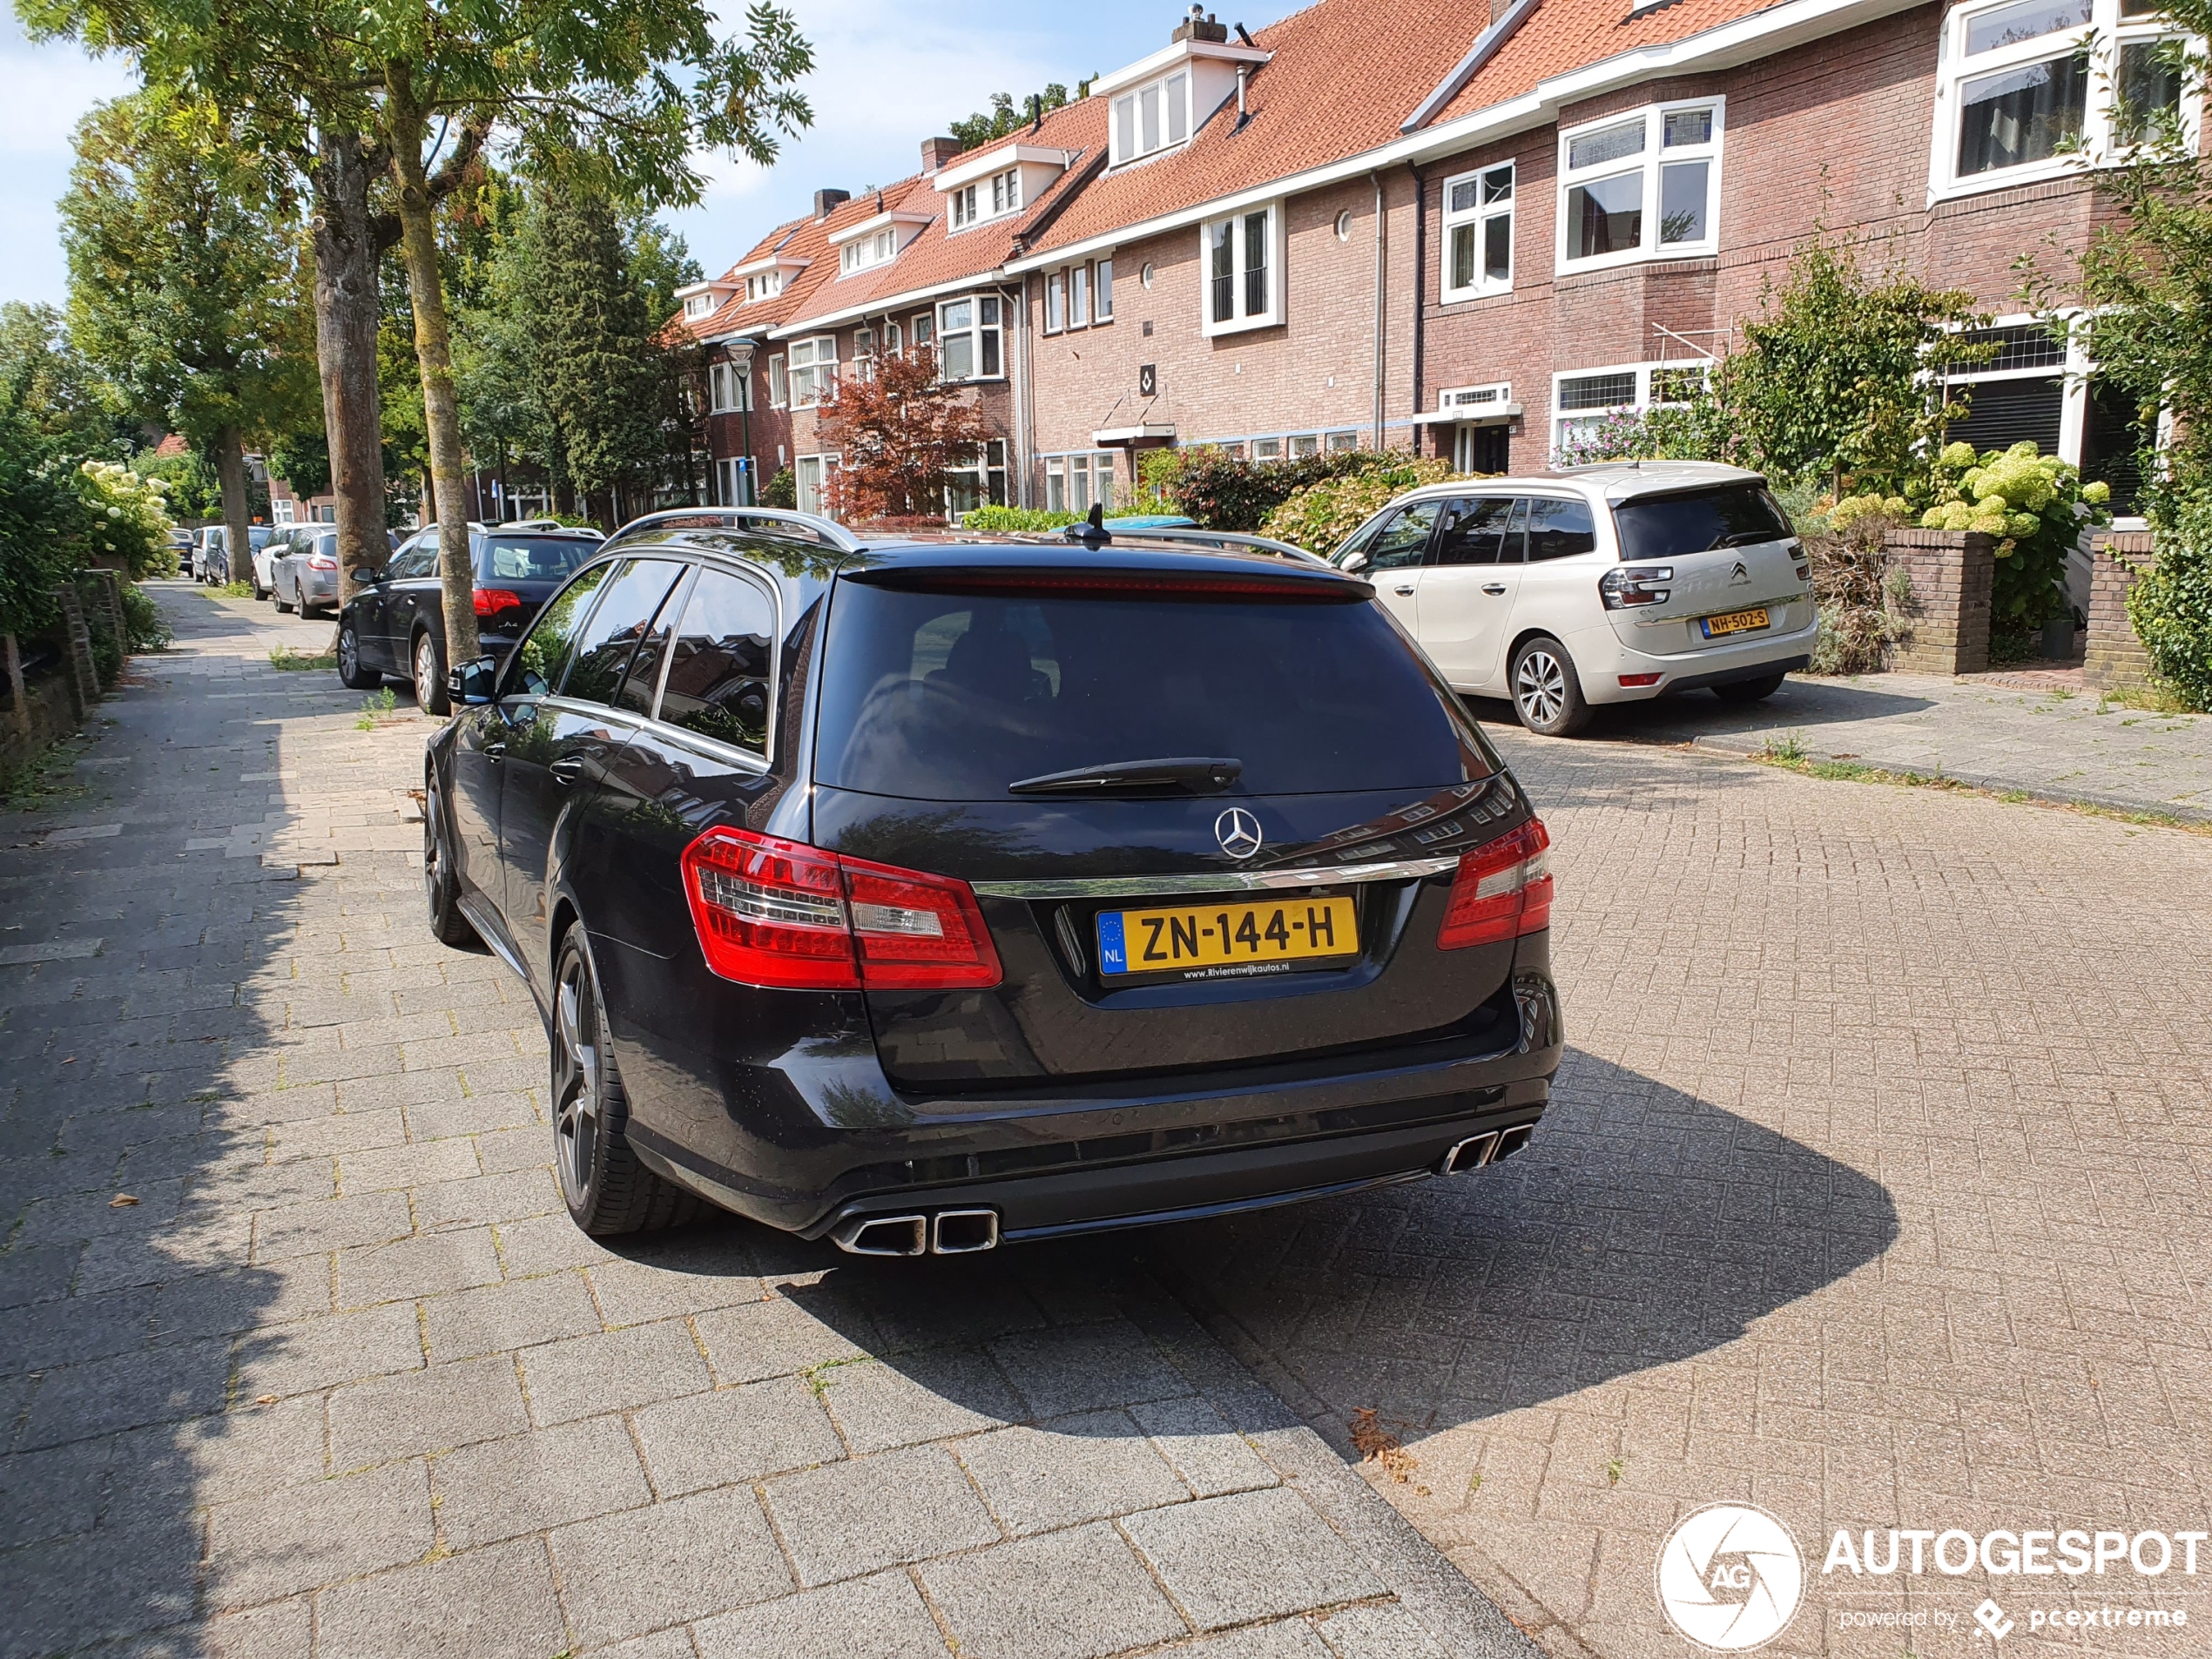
[2128,481,2212,709]
[961,504,1081,533]
[74,460,178,579]
[761,467,796,509]
[1151,447,1416,531]
[1917,441,2109,630]
[119,582,171,652]
[1261,457,1462,556]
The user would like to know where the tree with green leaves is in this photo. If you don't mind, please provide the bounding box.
[948,80,1092,151]
[0,301,132,461]
[60,89,310,573]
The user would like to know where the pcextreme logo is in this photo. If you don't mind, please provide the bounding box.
[1656,1504,1807,1651]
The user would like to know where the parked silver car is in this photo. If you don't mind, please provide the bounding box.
[273,529,341,617]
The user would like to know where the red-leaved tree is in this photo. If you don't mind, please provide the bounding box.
[819,345,995,523]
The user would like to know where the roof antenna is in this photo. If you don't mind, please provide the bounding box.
[1065,502,1112,550]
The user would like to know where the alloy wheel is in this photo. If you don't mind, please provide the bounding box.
[422,774,443,909]
[415,636,438,711]
[1515,650,1567,726]
[554,950,602,1208]
[338,627,359,683]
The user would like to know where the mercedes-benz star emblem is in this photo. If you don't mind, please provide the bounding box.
[1214,808,1264,860]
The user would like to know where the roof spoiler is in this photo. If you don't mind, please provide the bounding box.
[1062,502,1112,550]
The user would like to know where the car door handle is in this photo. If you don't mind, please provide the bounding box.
[1482,583,1507,596]
[549,756,590,785]
[1393,583,1416,596]
[482,740,506,758]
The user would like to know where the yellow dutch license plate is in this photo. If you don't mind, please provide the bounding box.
[1097,895,1359,979]
[1700,607,1770,638]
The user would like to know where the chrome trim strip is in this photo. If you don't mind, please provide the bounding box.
[970,854,1461,900]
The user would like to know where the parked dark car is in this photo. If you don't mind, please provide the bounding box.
[421,509,1562,1252]
[336,524,604,714]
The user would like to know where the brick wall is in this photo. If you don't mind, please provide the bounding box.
[2085,530,2158,691]
[1885,529,1994,676]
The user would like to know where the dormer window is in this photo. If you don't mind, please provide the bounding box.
[840,227,899,275]
[745,271,783,301]
[684,293,716,320]
[1112,71,1190,164]
[951,167,1022,230]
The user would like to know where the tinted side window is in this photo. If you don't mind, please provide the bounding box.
[1433,497,1521,566]
[480,535,599,582]
[562,560,687,706]
[1365,502,1443,570]
[512,563,613,698]
[614,569,691,718]
[388,541,437,580]
[1524,497,1599,562]
[658,570,775,754]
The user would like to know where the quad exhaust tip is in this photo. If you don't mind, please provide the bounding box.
[831,1210,1001,1257]
[1438,1123,1536,1176]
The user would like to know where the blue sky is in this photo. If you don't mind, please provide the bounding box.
[2,2,1301,310]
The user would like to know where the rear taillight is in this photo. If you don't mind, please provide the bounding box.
[475,588,522,617]
[1599,566,1672,609]
[307,554,338,571]
[1436,819,1554,950]
[679,826,1002,991]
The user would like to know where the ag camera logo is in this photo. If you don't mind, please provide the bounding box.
[1656,1503,1806,1650]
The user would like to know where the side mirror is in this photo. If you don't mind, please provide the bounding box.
[448,656,497,705]
[1338,550,1369,573]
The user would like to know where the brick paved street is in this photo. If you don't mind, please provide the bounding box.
[0,585,1519,1658]
[5,586,2212,1658]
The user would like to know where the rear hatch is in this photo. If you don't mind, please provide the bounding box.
[475,531,604,648]
[1600,482,1810,654]
[807,550,1530,1092]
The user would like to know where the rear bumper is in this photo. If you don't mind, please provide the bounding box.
[1570,614,1820,705]
[610,948,1562,1242]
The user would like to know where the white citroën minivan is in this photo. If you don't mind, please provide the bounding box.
[1335,462,1817,737]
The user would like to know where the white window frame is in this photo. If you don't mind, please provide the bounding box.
[684,293,716,320]
[1549,360,1711,459]
[789,336,838,408]
[853,327,877,383]
[839,226,899,276]
[1441,161,1516,301]
[946,438,1012,520]
[1045,271,1066,334]
[1928,0,2200,199]
[950,183,979,230]
[1070,265,1091,329]
[1200,203,1283,337]
[708,361,750,414]
[1044,450,1120,514]
[794,453,840,516]
[1325,429,1359,452]
[990,168,1022,217]
[1096,259,1115,321]
[1110,70,1192,165]
[936,296,1005,383]
[745,271,784,302]
[767,354,789,409]
[1555,98,1723,276]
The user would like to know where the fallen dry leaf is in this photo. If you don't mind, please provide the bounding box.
[253,1394,279,1406]
[109,1194,139,1208]
[1349,1406,1419,1484]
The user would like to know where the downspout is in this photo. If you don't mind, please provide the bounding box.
[1411,162,1428,458]
[1371,172,1387,451]
[1010,280,1035,508]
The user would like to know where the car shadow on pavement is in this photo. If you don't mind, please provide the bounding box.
[1463,676,1937,745]
[596,1047,1895,1471]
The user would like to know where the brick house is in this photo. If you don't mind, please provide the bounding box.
[677,0,2196,516]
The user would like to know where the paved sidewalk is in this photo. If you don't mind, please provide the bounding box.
[0,584,1526,1659]
[1466,671,2212,823]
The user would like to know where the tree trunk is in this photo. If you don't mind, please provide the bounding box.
[309,125,389,610]
[216,425,251,585]
[387,69,479,668]
[3,631,27,739]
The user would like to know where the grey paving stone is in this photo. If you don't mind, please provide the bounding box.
[0,1435,114,1542]
[206,1459,434,1608]
[521,1317,711,1426]
[327,1354,530,1469]
[335,1136,481,1193]
[0,1243,84,1309]
[109,1394,330,1513]
[1130,1394,1280,1498]
[334,1224,503,1308]
[1122,1487,1387,1630]
[815,1345,1025,1453]
[198,1595,314,1659]
[1314,1602,1453,1659]
[589,1254,764,1325]
[550,1485,792,1649]
[417,1167,557,1230]
[0,1283,154,1376]
[0,1518,203,1653]
[495,1211,620,1278]
[149,1263,328,1343]
[957,1409,1191,1534]
[765,1442,1001,1586]
[920,1521,1187,1659]
[633,1374,845,1495]
[987,1318,1193,1420]
[576,1631,702,1659]
[315,1535,566,1659]
[17,1335,232,1449]
[433,1415,653,1550]
[421,1269,602,1363]
[1184,1620,1337,1658]
[693,1568,946,1659]
[233,1301,423,1400]
[250,1188,413,1261]
[694,1291,883,1386]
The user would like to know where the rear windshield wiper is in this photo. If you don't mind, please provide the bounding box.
[1008,757,1242,797]
[1710,529,1787,549]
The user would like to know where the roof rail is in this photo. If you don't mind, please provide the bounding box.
[603,506,867,555]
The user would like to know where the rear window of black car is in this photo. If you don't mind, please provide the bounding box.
[476,535,598,583]
[813,583,1477,801]
[1613,485,1793,561]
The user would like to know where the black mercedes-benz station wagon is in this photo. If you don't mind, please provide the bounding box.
[422,508,1562,1255]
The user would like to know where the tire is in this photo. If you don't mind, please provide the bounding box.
[1714,671,1787,705]
[274,582,294,614]
[1510,635,1593,737]
[413,631,451,717]
[337,623,381,690]
[422,767,481,949]
[253,575,269,602]
[552,926,702,1236]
